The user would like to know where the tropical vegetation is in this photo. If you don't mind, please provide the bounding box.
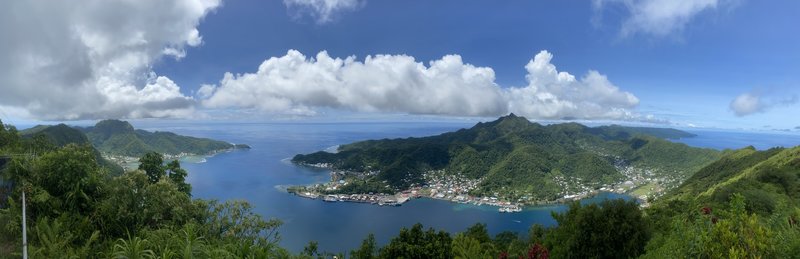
[2,118,799,258]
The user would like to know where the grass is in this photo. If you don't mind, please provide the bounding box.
[630,182,660,198]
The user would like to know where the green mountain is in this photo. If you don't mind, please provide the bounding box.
[293,114,721,200]
[20,123,90,147]
[20,123,124,175]
[655,145,800,215]
[81,119,243,157]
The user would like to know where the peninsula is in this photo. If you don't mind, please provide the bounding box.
[21,119,250,171]
[289,114,722,210]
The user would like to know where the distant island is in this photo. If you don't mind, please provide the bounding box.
[21,119,249,170]
[289,114,721,210]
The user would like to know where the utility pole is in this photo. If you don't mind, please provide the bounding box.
[21,190,28,259]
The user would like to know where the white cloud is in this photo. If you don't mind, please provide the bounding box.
[201,50,644,121]
[730,91,798,117]
[0,0,221,120]
[593,0,734,37]
[201,50,506,116]
[507,51,639,120]
[284,0,364,24]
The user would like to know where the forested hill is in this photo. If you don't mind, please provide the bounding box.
[20,123,90,147]
[80,119,246,157]
[641,145,800,257]
[293,114,721,200]
[654,145,800,215]
[22,119,248,158]
[19,123,124,175]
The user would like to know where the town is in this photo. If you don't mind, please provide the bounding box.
[289,157,689,212]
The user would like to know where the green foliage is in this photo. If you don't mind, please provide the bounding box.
[166,160,191,195]
[293,114,720,198]
[659,146,800,216]
[546,199,650,259]
[29,216,100,259]
[139,152,165,184]
[451,223,498,259]
[137,153,191,195]
[7,144,106,218]
[643,194,775,258]
[0,126,284,258]
[589,124,696,140]
[111,235,156,259]
[378,223,453,259]
[4,118,799,258]
[197,199,283,246]
[452,233,495,259]
[20,124,89,147]
[644,145,800,258]
[0,119,20,151]
[351,233,377,259]
[325,179,394,195]
[23,123,121,174]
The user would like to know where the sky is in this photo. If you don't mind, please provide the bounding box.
[0,0,798,131]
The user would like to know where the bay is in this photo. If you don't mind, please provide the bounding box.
[132,121,797,253]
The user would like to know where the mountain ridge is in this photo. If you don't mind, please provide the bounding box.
[292,114,721,201]
[22,119,249,159]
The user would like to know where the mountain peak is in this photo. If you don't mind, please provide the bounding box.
[502,113,519,119]
[475,113,532,133]
[94,119,135,135]
[496,113,529,124]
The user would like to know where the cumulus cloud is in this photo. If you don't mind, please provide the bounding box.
[507,51,639,120]
[593,0,735,37]
[284,0,364,24]
[201,50,506,116]
[200,50,643,121]
[0,0,221,120]
[729,91,798,117]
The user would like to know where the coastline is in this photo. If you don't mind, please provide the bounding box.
[105,144,250,171]
[288,161,657,212]
[287,184,639,213]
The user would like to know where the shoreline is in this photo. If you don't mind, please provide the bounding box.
[289,162,656,212]
[287,186,637,213]
[106,145,249,171]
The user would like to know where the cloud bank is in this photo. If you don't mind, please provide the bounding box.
[283,0,364,24]
[200,50,642,120]
[593,0,734,37]
[0,0,221,120]
[730,90,798,117]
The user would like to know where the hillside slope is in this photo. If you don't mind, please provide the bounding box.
[657,145,800,214]
[642,145,800,258]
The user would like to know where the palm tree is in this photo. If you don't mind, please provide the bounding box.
[112,235,156,259]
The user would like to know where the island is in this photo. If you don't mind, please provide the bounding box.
[288,114,722,211]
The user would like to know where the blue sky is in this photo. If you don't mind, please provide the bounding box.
[1,0,798,131]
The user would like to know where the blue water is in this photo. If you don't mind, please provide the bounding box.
[674,128,800,150]
[127,121,799,253]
